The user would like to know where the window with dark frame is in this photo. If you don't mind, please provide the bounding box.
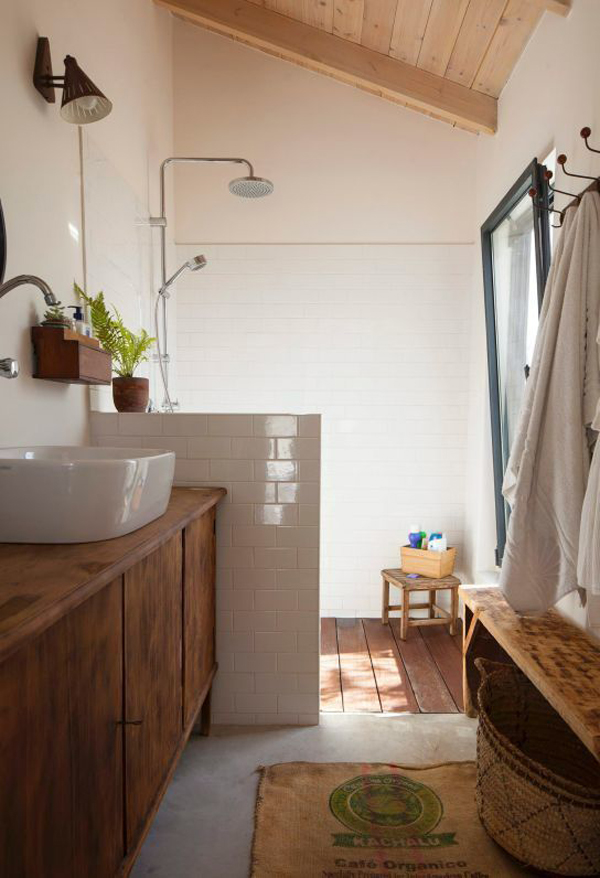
[481,159,552,565]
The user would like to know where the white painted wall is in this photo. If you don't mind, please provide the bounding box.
[0,0,173,445]
[464,0,600,628]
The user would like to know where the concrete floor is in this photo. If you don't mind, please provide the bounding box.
[132,713,477,878]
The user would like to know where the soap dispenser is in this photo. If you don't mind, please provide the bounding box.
[68,305,91,337]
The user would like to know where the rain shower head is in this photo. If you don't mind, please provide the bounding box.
[229,175,274,198]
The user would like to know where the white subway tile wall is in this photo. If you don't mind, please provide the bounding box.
[82,133,158,413]
[90,411,321,726]
[173,243,472,616]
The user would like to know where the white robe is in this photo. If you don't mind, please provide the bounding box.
[500,192,600,614]
[578,245,600,610]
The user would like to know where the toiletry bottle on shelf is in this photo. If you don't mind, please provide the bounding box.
[68,305,91,337]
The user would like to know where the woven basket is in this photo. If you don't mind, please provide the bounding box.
[475,658,600,876]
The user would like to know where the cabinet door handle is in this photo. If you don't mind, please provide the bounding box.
[116,719,143,726]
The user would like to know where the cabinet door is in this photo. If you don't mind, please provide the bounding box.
[183,508,216,727]
[68,579,124,877]
[0,579,123,878]
[124,534,183,849]
[0,617,73,878]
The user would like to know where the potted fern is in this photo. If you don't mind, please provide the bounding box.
[75,283,155,413]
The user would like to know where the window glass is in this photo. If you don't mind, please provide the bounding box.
[481,160,552,563]
[491,192,540,472]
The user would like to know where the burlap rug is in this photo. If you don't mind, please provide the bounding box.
[251,761,527,878]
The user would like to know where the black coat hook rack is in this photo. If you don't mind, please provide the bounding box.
[542,125,600,223]
[544,169,580,203]
[580,127,600,155]
[529,186,564,228]
[556,153,598,182]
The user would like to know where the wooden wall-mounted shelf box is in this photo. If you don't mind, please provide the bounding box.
[31,326,112,385]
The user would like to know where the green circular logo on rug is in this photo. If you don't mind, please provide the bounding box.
[329,774,443,839]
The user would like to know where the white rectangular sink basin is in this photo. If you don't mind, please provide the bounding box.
[0,446,176,543]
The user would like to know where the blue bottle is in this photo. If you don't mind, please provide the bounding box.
[408,526,422,549]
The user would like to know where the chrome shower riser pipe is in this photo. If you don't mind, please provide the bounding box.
[153,156,255,412]
[157,157,253,291]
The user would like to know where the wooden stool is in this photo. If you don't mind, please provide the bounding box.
[381,568,461,641]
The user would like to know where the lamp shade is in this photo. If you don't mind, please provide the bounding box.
[59,56,112,125]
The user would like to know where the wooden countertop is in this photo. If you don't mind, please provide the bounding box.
[0,487,226,663]
[460,585,600,762]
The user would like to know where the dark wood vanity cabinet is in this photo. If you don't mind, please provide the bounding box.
[124,533,184,850]
[68,580,125,878]
[183,507,216,728]
[0,488,224,878]
[0,579,124,878]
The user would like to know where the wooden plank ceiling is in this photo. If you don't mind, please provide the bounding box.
[156,0,571,134]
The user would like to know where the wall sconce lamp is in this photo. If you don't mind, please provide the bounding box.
[33,37,112,125]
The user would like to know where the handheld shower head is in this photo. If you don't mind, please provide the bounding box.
[186,255,208,271]
[159,254,207,298]
[229,175,274,198]
[153,251,207,411]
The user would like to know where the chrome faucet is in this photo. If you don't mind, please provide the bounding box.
[0,274,58,379]
[0,274,58,306]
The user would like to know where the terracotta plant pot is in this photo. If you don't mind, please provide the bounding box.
[112,377,149,413]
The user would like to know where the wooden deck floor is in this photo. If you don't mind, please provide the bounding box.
[321,617,463,714]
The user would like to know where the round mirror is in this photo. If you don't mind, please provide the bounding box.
[0,200,6,284]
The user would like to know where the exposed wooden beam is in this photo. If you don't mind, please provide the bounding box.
[543,0,572,16]
[155,0,497,134]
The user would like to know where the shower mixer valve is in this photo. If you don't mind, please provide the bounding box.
[0,357,19,379]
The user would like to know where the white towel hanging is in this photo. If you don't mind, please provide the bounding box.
[500,192,600,614]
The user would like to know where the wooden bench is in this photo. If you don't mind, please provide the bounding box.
[460,585,600,762]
